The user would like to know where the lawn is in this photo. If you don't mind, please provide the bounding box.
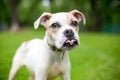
[0,28,120,80]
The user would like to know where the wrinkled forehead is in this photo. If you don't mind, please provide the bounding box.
[49,12,68,25]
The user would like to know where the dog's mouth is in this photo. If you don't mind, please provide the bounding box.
[63,39,78,50]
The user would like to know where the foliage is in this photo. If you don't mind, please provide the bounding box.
[0,0,120,32]
[0,0,11,25]
[0,28,120,80]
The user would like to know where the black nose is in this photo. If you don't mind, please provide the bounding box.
[64,29,74,39]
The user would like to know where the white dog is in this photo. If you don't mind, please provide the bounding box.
[8,10,86,80]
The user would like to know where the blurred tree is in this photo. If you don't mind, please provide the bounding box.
[89,0,120,32]
[18,0,51,26]
[0,0,119,32]
[0,0,11,31]
[10,0,20,32]
[90,0,103,31]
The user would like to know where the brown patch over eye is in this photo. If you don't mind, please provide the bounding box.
[71,21,78,27]
[69,19,79,32]
[46,22,61,39]
[50,22,60,29]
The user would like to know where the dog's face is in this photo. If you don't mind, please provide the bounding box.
[34,10,86,50]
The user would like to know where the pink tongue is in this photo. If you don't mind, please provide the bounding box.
[66,40,75,45]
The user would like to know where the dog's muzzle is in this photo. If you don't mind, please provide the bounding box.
[63,39,78,48]
[63,29,79,50]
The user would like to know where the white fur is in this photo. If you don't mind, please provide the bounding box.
[8,10,86,80]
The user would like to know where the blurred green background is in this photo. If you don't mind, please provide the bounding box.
[0,0,120,32]
[0,0,120,80]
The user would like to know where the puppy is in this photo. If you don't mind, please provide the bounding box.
[8,10,86,80]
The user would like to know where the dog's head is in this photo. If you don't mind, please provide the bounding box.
[34,10,86,50]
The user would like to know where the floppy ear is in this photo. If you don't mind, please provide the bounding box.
[34,12,52,29]
[70,9,86,25]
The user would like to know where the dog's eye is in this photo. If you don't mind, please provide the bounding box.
[71,21,78,27]
[51,23,59,29]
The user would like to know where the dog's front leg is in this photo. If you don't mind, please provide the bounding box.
[61,63,71,80]
[62,72,70,80]
[35,68,47,80]
[35,75,46,80]
[61,53,71,80]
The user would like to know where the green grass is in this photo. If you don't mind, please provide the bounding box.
[0,28,120,80]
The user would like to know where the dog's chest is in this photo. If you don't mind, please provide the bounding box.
[48,62,64,79]
[47,53,65,79]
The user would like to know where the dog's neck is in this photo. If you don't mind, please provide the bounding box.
[47,43,63,52]
[44,32,64,52]
[44,37,63,52]
[43,35,66,60]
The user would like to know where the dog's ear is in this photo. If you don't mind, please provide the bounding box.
[70,9,86,25]
[34,12,52,29]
